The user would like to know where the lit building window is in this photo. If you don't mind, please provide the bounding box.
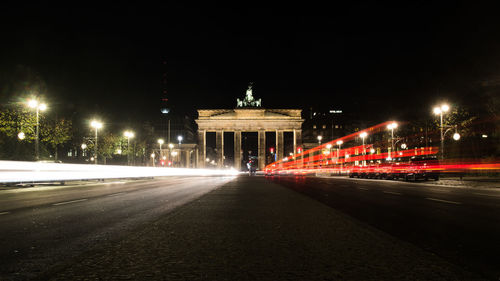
[322,125,326,129]
[335,125,339,129]
[313,125,317,129]
[67,150,73,157]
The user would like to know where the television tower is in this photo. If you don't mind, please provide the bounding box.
[161,59,170,143]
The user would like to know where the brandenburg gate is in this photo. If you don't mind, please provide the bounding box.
[195,84,304,170]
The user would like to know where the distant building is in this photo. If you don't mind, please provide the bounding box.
[302,106,365,150]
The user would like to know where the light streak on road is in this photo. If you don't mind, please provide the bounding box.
[425,198,462,205]
[264,120,500,177]
[0,161,240,183]
[52,199,88,206]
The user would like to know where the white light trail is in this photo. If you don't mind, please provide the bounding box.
[0,161,240,183]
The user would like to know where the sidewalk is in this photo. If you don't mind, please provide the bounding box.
[43,176,482,280]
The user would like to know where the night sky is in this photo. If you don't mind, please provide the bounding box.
[1,3,500,125]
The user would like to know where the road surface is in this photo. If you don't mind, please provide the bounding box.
[270,175,500,279]
[0,176,234,280]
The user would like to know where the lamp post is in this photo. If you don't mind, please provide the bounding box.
[124,131,134,165]
[27,99,47,161]
[81,143,87,161]
[433,104,450,160]
[336,140,343,173]
[386,122,398,160]
[177,135,183,147]
[177,135,183,167]
[168,143,174,166]
[326,143,332,166]
[360,132,368,166]
[90,120,103,164]
[158,139,164,163]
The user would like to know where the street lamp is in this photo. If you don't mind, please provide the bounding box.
[387,122,398,159]
[81,143,87,159]
[124,131,134,165]
[158,138,164,162]
[90,120,103,164]
[336,140,343,173]
[317,135,323,145]
[433,104,450,160]
[151,153,155,167]
[27,99,47,161]
[326,143,332,166]
[360,132,368,166]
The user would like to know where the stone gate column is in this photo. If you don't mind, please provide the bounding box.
[234,131,241,170]
[186,150,191,168]
[216,130,223,168]
[198,130,206,168]
[277,130,284,161]
[258,130,266,170]
[294,129,302,154]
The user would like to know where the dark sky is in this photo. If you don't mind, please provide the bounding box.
[1,3,500,124]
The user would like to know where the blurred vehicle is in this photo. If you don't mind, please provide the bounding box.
[401,155,440,181]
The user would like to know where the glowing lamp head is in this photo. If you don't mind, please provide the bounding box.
[401,143,407,149]
[336,140,343,145]
[326,144,332,149]
[317,135,322,141]
[18,132,25,140]
[441,104,449,112]
[28,99,38,108]
[124,131,134,138]
[433,107,442,115]
[387,122,398,130]
[453,133,461,141]
[168,143,174,149]
[360,132,368,138]
[90,120,103,129]
[116,149,122,155]
[157,139,164,145]
[39,103,47,111]
[370,148,375,154]
[81,143,87,149]
[177,135,183,142]
[151,153,155,158]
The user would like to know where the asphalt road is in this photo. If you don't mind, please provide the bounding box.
[0,176,235,281]
[269,175,500,280]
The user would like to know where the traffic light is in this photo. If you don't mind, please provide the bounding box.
[270,147,274,154]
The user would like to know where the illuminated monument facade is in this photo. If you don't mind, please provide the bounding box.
[195,83,304,170]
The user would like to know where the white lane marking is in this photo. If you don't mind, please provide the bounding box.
[107,192,125,197]
[472,192,500,197]
[383,191,401,195]
[358,187,369,190]
[426,198,461,205]
[0,211,10,215]
[52,199,88,206]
